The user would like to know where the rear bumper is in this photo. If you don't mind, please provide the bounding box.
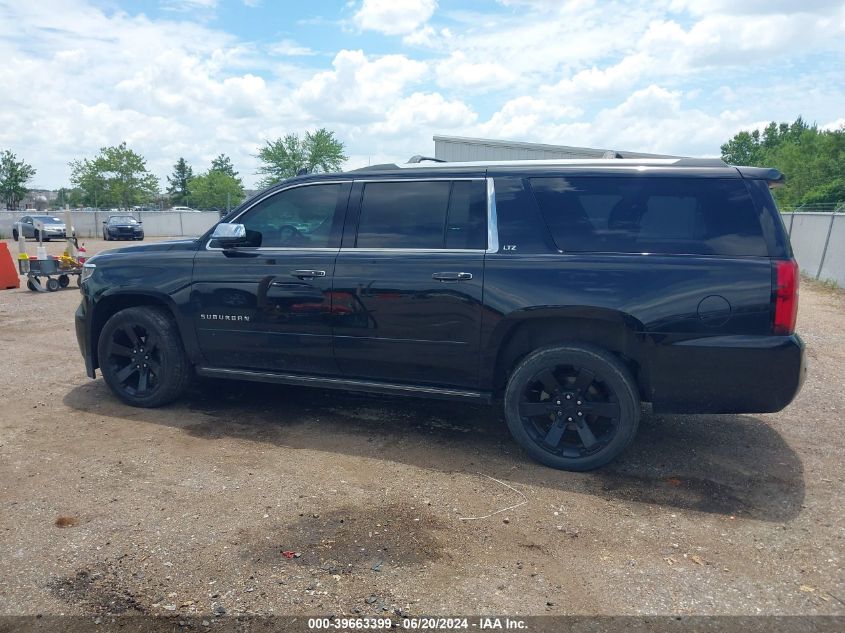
[649,334,805,414]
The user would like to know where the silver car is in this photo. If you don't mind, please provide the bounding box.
[12,215,70,241]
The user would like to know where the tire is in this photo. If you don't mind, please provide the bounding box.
[503,343,640,471]
[103,230,109,241]
[26,279,36,291]
[12,229,18,241]
[97,306,191,408]
[34,230,40,241]
[58,274,70,288]
[46,277,60,291]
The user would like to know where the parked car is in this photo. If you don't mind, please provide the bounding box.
[12,215,72,241]
[75,157,805,471]
[103,215,145,241]
[170,206,198,212]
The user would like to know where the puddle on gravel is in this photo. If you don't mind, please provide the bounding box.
[244,503,447,574]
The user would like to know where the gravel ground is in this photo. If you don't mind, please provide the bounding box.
[0,237,843,619]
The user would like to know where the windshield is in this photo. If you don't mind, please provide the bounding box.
[34,216,63,223]
[110,216,138,224]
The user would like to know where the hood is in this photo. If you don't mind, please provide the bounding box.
[90,239,197,259]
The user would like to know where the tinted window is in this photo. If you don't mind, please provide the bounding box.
[356,180,486,249]
[238,184,342,248]
[530,177,767,256]
[445,180,487,249]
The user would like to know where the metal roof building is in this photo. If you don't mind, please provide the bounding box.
[433,135,677,162]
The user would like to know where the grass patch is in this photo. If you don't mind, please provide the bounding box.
[801,273,842,294]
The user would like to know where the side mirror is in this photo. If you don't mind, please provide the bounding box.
[211,222,246,245]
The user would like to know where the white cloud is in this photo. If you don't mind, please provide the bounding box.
[435,52,517,92]
[371,92,477,136]
[822,118,845,131]
[268,39,316,57]
[352,0,438,36]
[160,0,218,12]
[295,50,428,123]
[474,96,581,140]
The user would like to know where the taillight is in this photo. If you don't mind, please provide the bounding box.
[773,259,799,335]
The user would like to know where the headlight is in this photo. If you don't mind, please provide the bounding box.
[81,263,96,282]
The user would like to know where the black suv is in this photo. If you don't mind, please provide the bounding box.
[75,158,805,470]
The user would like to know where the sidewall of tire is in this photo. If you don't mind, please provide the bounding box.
[503,344,640,471]
[97,306,190,408]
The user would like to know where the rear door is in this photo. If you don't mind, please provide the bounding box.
[331,177,487,388]
[191,181,350,374]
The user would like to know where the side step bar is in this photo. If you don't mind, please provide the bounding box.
[195,366,493,403]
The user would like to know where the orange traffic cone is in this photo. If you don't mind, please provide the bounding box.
[0,242,21,289]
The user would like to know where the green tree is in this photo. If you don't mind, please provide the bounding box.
[720,117,845,208]
[210,154,240,183]
[0,150,36,210]
[166,157,193,205]
[256,128,347,187]
[70,142,159,209]
[189,170,244,210]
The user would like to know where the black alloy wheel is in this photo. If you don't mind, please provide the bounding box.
[98,307,191,407]
[504,344,639,471]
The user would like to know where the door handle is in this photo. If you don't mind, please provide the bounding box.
[432,271,473,281]
[291,270,326,279]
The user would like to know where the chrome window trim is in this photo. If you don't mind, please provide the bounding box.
[204,176,497,253]
[205,180,348,252]
[486,176,498,254]
[353,177,485,183]
[339,248,484,254]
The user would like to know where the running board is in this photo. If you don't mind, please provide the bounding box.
[196,367,492,403]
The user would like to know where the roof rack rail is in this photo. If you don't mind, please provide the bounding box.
[352,163,400,171]
[673,158,728,168]
[407,155,447,164]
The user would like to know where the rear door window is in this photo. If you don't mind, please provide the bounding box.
[529,176,768,256]
[355,180,486,249]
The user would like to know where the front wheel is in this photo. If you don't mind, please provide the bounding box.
[12,229,18,241]
[503,343,640,471]
[97,306,191,407]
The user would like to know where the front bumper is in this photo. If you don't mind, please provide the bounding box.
[75,300,95,378]
[107,230,144,239]
[649,334,806,414]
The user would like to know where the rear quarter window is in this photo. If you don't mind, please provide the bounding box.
[530,176,768,256]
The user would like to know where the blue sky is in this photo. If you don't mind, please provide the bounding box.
[1,0,844,189]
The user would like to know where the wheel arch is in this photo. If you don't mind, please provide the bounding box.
[90,291,190,371]
[485,308,650,398]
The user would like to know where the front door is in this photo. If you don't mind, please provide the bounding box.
[191,181,350,374]
[332,178,487,388]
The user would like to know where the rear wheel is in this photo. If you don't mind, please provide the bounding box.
[503,343,640,471]
[45,278,60,291]
[98,306,191,407]
[58,274,70,288]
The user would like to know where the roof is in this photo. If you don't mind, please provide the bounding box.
[352,157,730,172]
[432,134,678,159]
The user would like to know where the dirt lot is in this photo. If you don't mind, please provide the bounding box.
[0,237,843,619]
